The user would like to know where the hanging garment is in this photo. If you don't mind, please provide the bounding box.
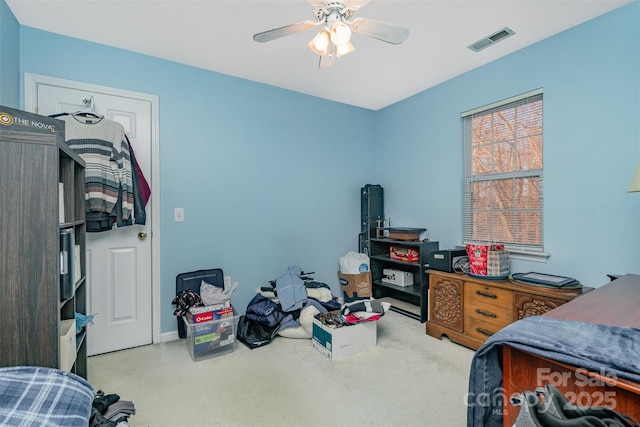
[61,115,133,231]
[121,135,150,226]
[126,135,150,208]
[111,135,151,227]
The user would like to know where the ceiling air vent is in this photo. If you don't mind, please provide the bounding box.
[468,27,515,52]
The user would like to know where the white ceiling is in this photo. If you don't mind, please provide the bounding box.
[7,0,632,110]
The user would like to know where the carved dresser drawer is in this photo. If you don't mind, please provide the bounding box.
[464,313,510,342]
[464,282,513,309]
[464,283,514,342]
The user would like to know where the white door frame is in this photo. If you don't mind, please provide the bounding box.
[24,72,162,346]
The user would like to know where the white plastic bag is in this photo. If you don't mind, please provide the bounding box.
[339,251,370,274]
[200,279,238,306]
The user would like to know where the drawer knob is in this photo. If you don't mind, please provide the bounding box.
[475,309,497,318]
[476,328,494,337]
[476,290,497,299]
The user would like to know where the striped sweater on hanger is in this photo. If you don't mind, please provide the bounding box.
[61,115,133,222]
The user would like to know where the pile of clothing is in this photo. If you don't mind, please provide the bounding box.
[314,299,391,330]
[237,266,392,349]
[237,266,341,349]
[172,279,237,318]
[339,298,391,324]
[89,390,136,427]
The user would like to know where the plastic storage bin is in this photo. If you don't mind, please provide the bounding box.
[175,269,224,338]
[183,311,239,361]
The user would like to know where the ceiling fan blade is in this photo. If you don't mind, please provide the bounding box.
[349,17,409,45]
[253,20,319,43]
[306,0,326,8]
[344,0,370,10]
[319,43,337,69]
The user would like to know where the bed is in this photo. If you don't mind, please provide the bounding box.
[0,366,94,426]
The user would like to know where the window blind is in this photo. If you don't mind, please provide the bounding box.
[462,90,544,252]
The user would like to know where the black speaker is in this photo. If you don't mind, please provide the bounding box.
[359,184,383,252]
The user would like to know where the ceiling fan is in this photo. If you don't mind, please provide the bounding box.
[253,0,409,69]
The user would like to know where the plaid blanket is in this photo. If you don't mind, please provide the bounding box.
[0,366,94,426]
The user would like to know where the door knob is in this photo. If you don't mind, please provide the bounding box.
[138,231,148,240]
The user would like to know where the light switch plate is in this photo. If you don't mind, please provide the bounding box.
[174,208,184,222]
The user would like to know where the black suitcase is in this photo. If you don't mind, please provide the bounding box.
[175,268,224,338]
[360,184,384,252]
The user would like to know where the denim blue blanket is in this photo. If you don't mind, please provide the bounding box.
[466,316,640,427]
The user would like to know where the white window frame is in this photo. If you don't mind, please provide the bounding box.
[461,88,549,262]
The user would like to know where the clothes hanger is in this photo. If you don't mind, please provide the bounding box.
[73,110,103,118]
[72,97,103,122]
[48,96,104,123]
[71,110,104,121]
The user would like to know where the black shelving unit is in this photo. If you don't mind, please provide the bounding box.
[369,238,439,322]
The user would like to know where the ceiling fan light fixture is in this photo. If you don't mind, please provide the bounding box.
[309,28,331,56]
[254,0,409,68]
[336,41,355,58]
[330,21,352,45]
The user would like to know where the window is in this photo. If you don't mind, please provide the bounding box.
[462,89,544,254]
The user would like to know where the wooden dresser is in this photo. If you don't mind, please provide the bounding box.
[502,273,640,425]
[425,270,588,350]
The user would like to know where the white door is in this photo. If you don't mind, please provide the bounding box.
[32,81,155,355]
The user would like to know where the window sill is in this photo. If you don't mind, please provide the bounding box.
[455,244,550,263]
[507,249,550,263]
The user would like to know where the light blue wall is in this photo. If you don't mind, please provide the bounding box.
[3,0,639,334]
[16,26,377,334]
[376,1,640,286]
[0,0,19,107]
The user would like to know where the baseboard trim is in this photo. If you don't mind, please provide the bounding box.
[378,297,421,321]
[161,330,180,342]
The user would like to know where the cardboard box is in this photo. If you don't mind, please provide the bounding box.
[338,271,372,302]
[188,300,231,315]
[59,319,76,372]
[381,269,414,287]
[185,304,233,324]
[390,246,420,263]
[312,316,377,361]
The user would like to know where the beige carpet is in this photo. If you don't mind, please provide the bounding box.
[87,311,475,427]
